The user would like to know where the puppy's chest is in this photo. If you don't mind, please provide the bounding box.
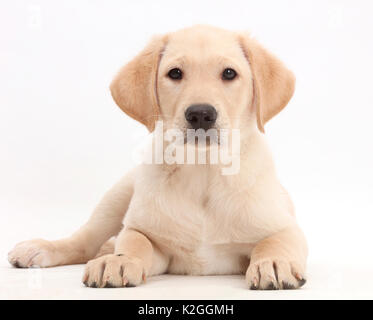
[130,166,257,247]
[143,185,253,275]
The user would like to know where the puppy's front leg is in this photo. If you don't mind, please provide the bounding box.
[8,170,135,268]
[246,224,308,290]
[83,229,169,288]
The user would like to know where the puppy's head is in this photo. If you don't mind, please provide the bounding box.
[110,25,295,136]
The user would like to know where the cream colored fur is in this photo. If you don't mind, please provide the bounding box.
[8,25,307,290]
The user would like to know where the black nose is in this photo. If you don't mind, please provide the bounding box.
[185,104,217,130]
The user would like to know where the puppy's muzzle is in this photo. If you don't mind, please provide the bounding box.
[185,104,217,130]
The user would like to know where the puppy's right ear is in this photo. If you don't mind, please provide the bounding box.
[110,35,167,132]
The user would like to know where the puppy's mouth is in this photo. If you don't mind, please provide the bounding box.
[183,126,220,146]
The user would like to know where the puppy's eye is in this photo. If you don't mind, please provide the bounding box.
[222,68,237,80]
[168,68,183,80]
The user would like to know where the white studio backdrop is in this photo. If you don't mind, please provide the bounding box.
[1,0,373,280]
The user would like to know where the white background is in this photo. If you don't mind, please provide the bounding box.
[1,0,373,299]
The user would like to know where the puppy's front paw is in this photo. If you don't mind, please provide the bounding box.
[83,254,146,288]
[246,259,306,290]
[8,239,58,268]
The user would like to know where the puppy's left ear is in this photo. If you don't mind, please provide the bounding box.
[110,35,167,132]
[239,33,295,133]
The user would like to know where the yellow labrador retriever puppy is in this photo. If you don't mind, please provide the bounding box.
[8,25,307,290]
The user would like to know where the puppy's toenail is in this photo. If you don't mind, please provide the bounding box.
[282,282,295,290]
[298,278,306,287]
[104,282,115,288]
[125,282,136,288]
[250,283,259,290]
[90,282,97,288]
[265,282,278,290]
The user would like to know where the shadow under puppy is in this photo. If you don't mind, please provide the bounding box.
[8,25,308,290]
